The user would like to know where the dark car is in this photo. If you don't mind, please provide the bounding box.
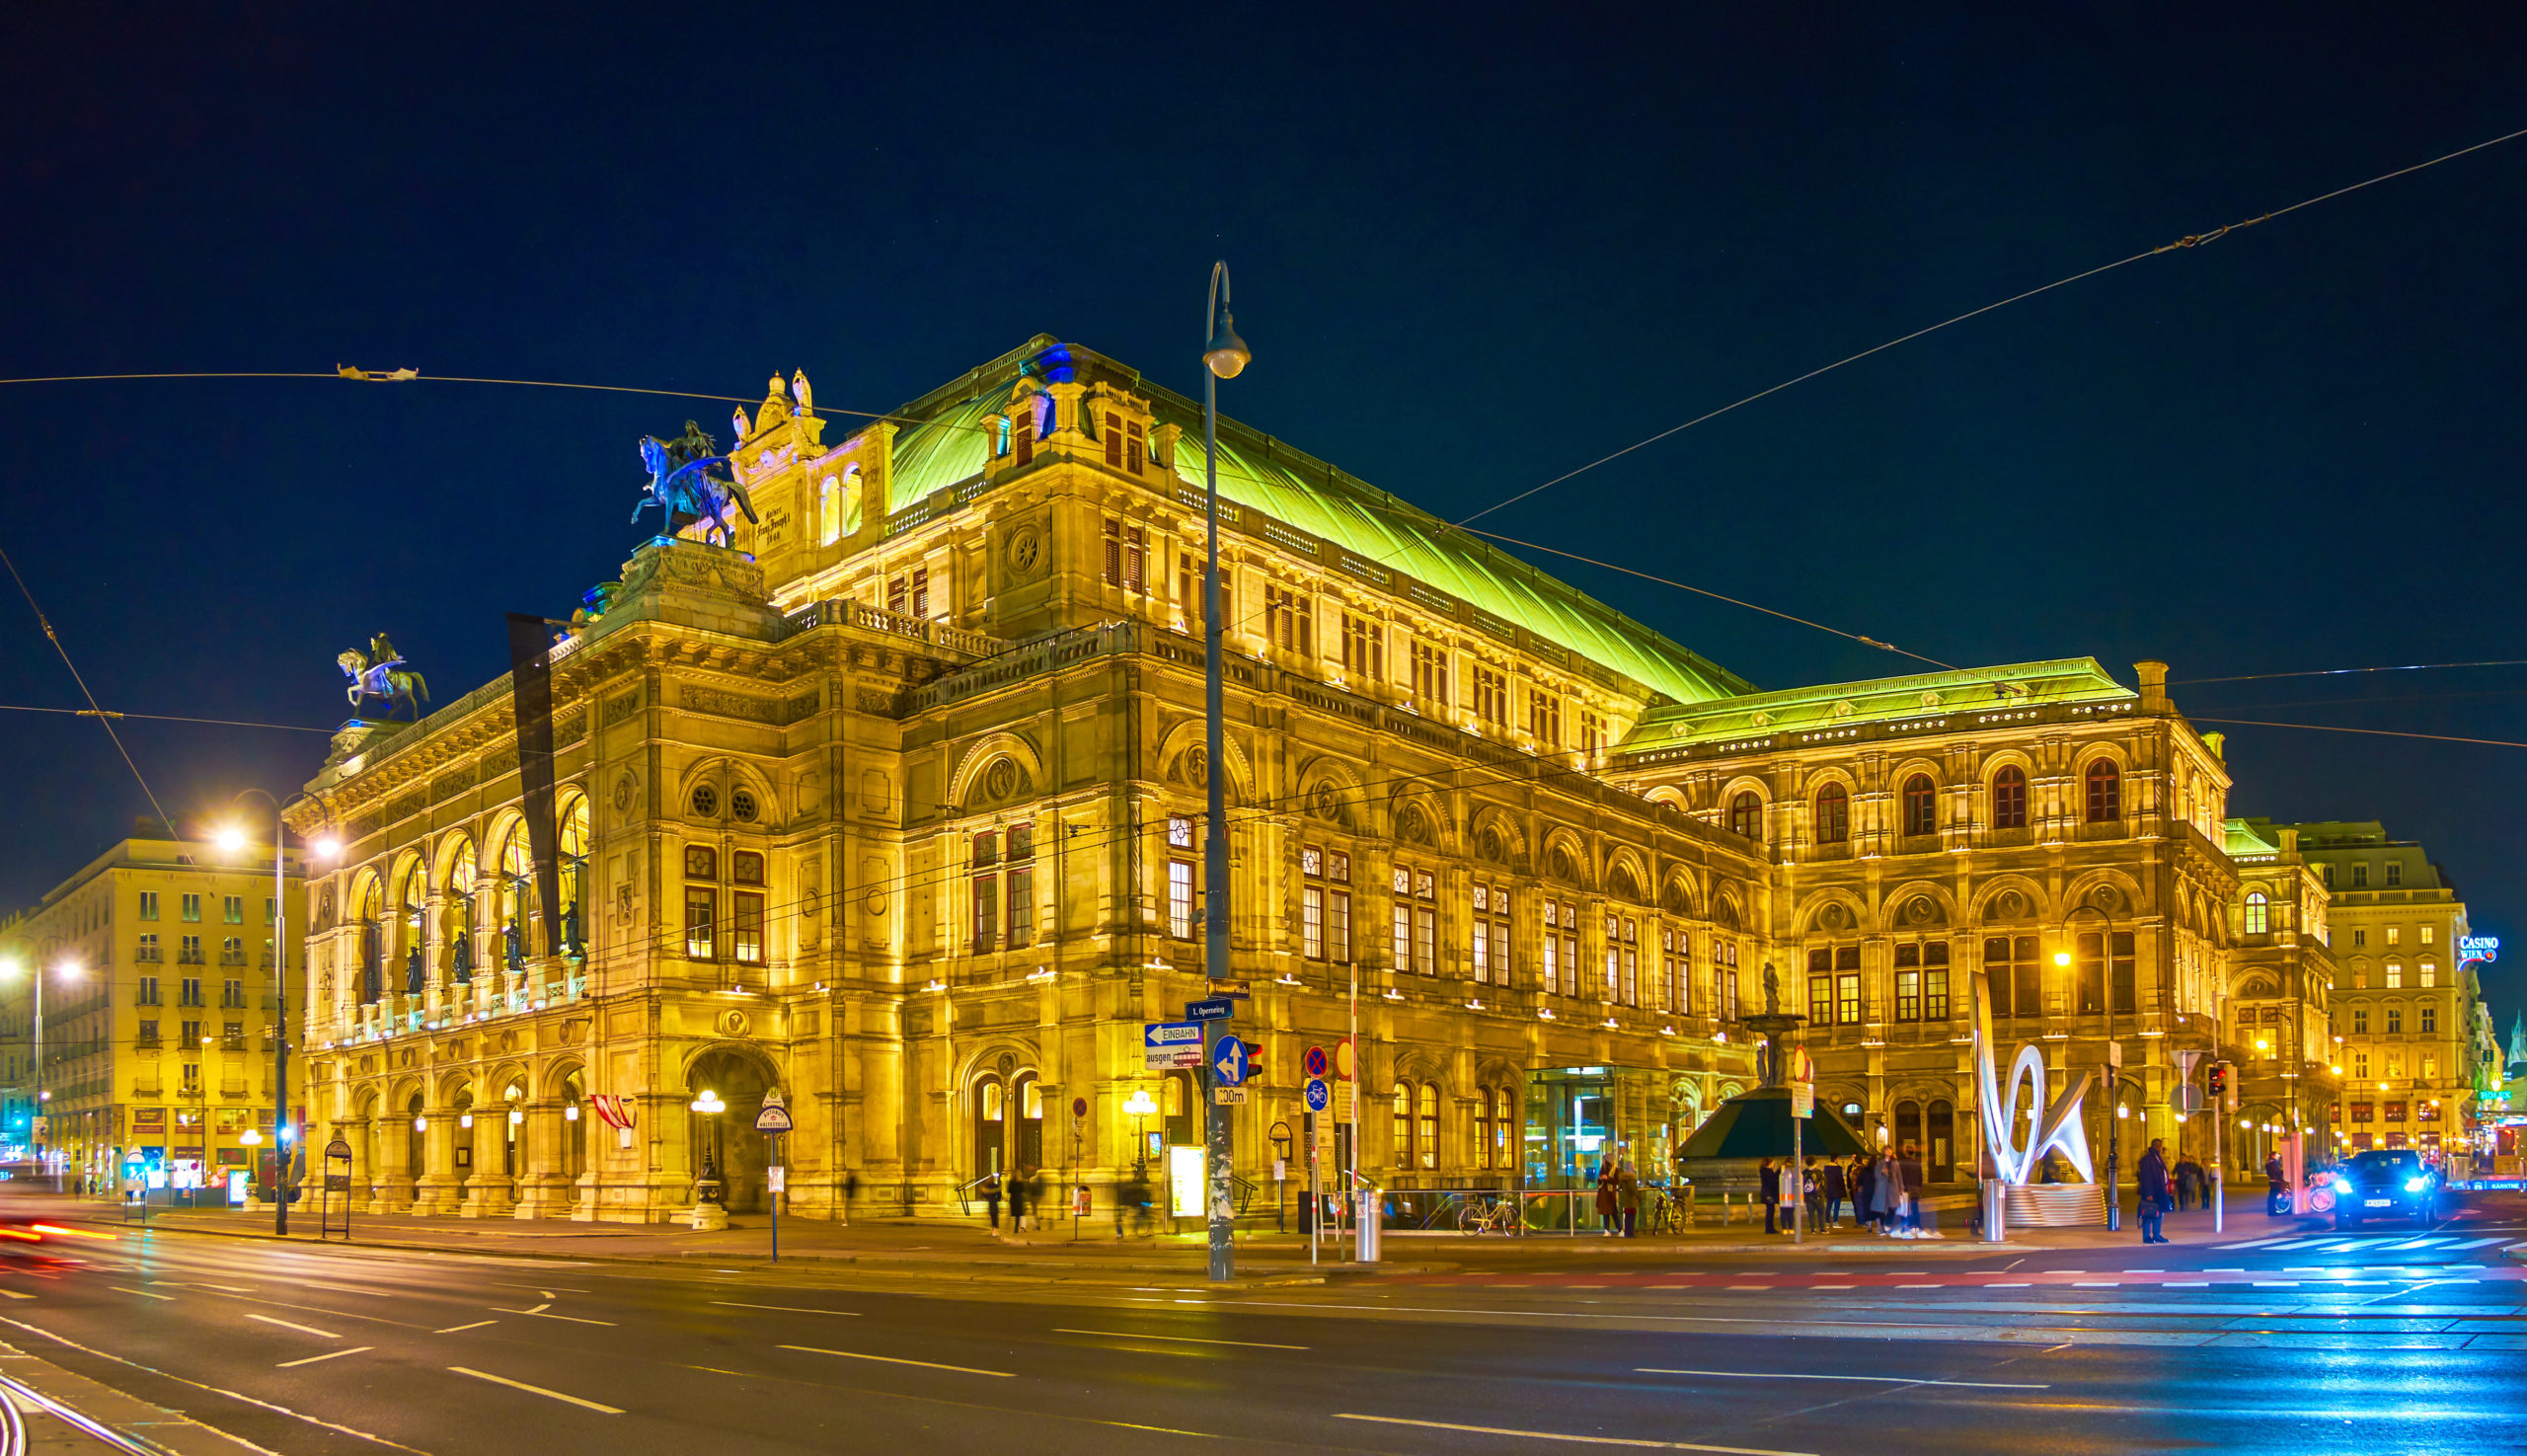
[2331,1149,2444,1230]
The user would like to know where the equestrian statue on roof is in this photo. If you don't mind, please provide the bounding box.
[633,419,758,550]
[339,632,430,720]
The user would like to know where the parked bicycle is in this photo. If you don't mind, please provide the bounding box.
[1457,1193,1518,1235]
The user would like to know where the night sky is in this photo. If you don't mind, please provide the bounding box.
[3,11,2520,1017]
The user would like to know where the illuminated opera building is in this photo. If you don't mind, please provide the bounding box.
[291,337,2301,1221]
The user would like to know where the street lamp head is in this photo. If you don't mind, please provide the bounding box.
[1204,311,1251,379]
[215,826,249,853]
[311,835,343,861]
[2053,951,2072,968]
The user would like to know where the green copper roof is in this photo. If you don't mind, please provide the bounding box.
[875,339,1754,704]
[1625,657,2134,746]
[2224,818,2281,859]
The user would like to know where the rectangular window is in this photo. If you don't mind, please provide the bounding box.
[1340,612,1384,680]
[2352,1006,2369,1035]
[2075,932,2106,1015]
[1665,927,1689,1014]
[2352,864,2369,888]
[1007,863,1033,948]
[221,977,243,1008]
[1808,947,1833,1024]
[2420,1004,2436,1035]
[2353,928,2366,948]
[2353,1050,2370,1079]
[1527,689,1562,747]
[731,891,763,963]
[2387,1007,2404,1035]
[732,851,764,885]
[182,893,201,922]
[1895,944,1922,1023]
[1415,905,1437,976]
[1168,861,1194,939]
[1329,885,1352,963]
[1411,640,1449,708]
[1473,667,1508,728]
[182,1020,201,1046]
[2418,961,2436,987]
[1127,419,1145,475]
[684,888,717,958]
[2108,931,2135,1016]
[971,874,999,954]
[2419,925,2433,945]
[1178,553,1200,625]
[139,890,159,921]
[1836,968,1861,1027]
[2387,926,2401,946]
[1392,902,1413,972]
[2385,1100,2407,1122]
[1578,711,1607,758]
[181,933,202,964]
[222,894,244,924]
[886,575,905,615]
[1104,412,1124,467]
[1472,883,1511,986]
[685,845,719,880]
[137,1019,159,1045]
[1303,884,1326,960]
[137,933,160,963]
[1984,936,2041,1018]
[2386,861,2403,886]
[2386,962,2404,989]
[1103,518,1145,590]
[181,975,203,1006]
[137,975,160,1006]
[1264,585,1314,654]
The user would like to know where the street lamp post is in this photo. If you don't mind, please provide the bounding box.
[3,958,79,1194]
[1199,261,1251,1284]
[224,792,336,1236]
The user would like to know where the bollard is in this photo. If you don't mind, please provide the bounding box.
[1354,1188,1381,1262]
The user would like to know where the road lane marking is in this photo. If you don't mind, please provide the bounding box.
[1637,1367,2049,1390]
[277,1346,372,1368]
[2448,1237,2509,1250]
[162,1281,256,1294]
[1054,1328,1308,1350]
[491,1304,551,1315]
[434,1321,498,1334]
[295,1281,391,1297]
[1810,1285,1855,1290]
[450,1366,624,1415]
[519,1311,617,1326]
[1334,1413,1814,1454]
[109,1287,174,1301]
[2073,1282,2119,1288]
[710,1301,863,1317]
[0,1291,31,1301]
[2218,1237,2293,1249]
[2162,1281,2209,1288]
[779,1345,1014,1378]
[1985,1283,2029,1288]
[0,1317,428,1453]
[246,1314,341,1340]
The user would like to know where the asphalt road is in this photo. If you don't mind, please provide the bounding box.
[0,1192,2520,1456]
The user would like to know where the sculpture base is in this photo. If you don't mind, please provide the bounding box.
[686,1203,728,1232]
[2004,1182,2105,1227]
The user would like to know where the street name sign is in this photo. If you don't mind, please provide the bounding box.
[1144,1021,1204,1070]
[1790,1083,1814,1119]
[1187,996,1237,1022]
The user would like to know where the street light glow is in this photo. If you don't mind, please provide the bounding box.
[311,835,342,860]
[215,825,248,852]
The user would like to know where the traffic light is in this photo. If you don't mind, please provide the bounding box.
[2207,1063,2228,1105]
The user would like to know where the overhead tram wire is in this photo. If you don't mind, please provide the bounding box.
[2189,719,2527,751]
[0,538,174,828]
[1441,123,2527,535]
[2173,658,2527,687]
[0,703,335,732]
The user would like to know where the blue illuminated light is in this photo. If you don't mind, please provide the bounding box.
[2404,1176,2428,1192]
[2333,1177,2354,1195]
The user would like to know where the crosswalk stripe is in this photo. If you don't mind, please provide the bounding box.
[2216,1237,2295,1250]
[2446,1236,2509,1250]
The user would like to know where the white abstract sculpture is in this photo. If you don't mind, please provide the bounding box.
[1972,970,2096,1186]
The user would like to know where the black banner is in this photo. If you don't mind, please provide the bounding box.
[506,613,565,958]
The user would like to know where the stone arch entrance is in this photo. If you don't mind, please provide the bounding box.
[686,1044,779,1214]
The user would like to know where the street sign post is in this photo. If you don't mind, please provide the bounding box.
[1144,1021,1204,1070]
[756,1091,791,1263]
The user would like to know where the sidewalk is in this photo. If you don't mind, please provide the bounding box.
[25,1187,2315,1277]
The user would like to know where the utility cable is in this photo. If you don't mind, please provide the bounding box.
[2190,718,2527,750]
[1459,528,1951,668]
[0,703,334,732]
[0,538,174,828]
[1445,123,2527,533]
[2174,658,2527,687]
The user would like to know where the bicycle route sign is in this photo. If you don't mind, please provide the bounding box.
[1305,1077,1331,1112]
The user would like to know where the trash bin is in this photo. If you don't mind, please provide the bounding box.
[1354,1188,1381,1262]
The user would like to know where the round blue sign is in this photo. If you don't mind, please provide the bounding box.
[1304,1077,1331,1112]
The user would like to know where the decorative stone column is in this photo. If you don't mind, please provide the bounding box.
[371,1110,417,1214]
[512,1101,570,1218]
[460,1108,517,1218]
[412,1106,461,1215]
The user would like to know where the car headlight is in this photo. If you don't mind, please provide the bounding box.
[2333,1178,2354,1195]
[2404,1177,2428,1192]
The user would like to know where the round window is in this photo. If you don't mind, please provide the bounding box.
[690,785,719,817]
[730,788,759,823]
[1842,1102,1862,1116]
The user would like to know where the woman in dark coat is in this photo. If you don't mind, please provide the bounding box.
[1852,1154,1878,1233]
[1594,1157,1621,1236]
[1757,1158,1782,1234]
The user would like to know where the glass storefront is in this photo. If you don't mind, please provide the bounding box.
[1523,1066,1693,1190]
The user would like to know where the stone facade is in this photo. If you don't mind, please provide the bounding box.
[289,338,2334,1223]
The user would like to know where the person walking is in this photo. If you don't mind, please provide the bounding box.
[841,1170,860,1225]
[1595,1156,1621,1237]
[2173,1152,2199,1211]
[2263,1151,2287,1216]
[1820,1155,1847,1230]
[2137,1137,2171,1244]
[1871,1151,1903,1235]
[1757,1158,1781,1235]
[1006,1167,1030,1231]
[979,1170,1003,1230]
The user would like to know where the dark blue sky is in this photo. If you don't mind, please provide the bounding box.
[4,9,2521,1015]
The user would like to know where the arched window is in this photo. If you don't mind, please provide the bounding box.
[2085,760,2120,822]
[1727,791,1763,840]
[1392,1082,1415,1169]
[2244,890,2269,936]
[1901,775,1937,838]
[818,476,841,545]
[1417,1083,1440,1171]
[1813,784,1849,845]
[1992,765,2028,830]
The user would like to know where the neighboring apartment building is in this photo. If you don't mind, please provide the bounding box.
[2222,819,2340,1169]
[0,823,306,1188]
[2270,821,2479,1156]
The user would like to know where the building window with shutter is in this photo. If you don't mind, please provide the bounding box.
[1341,612,1384,680]
[1265,585,1313,653]
[1104,518,1145,590]
[1473,666,1508,729]
[1411,639,1448,709]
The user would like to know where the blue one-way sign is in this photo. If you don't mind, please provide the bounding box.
[1212,1037,1252,1087]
